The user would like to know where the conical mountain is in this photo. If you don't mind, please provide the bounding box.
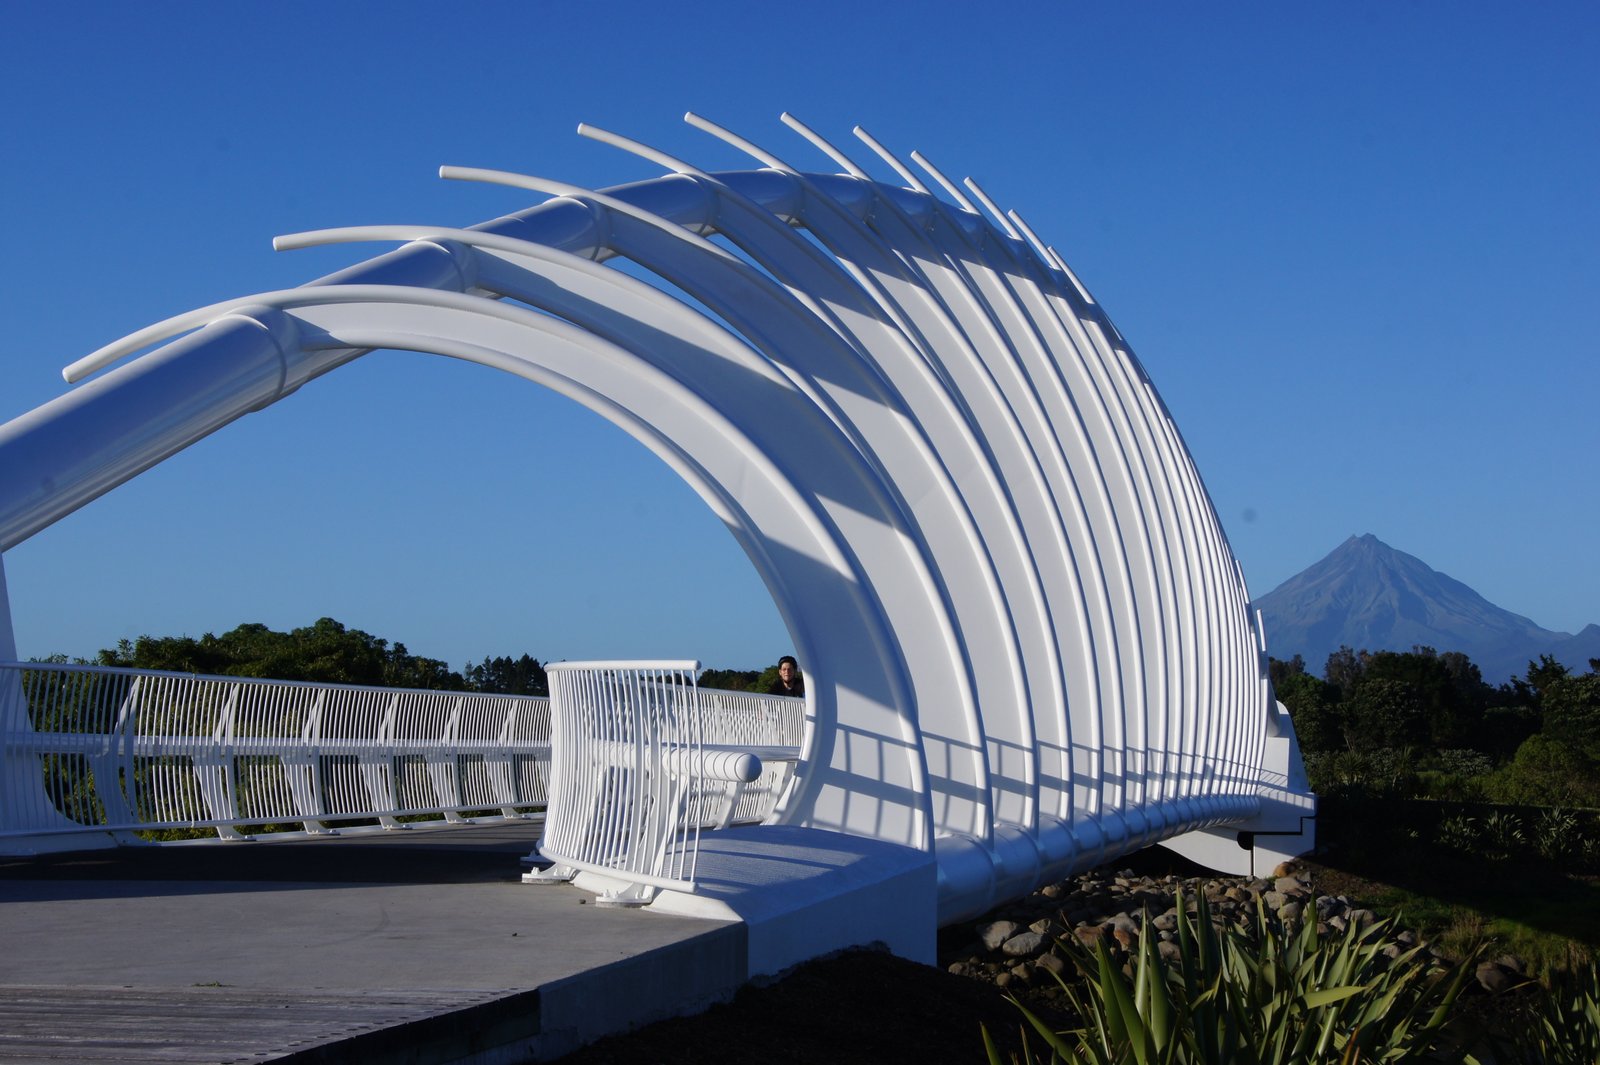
[1256,534,1596,682]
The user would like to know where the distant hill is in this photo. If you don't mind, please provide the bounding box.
[1255,534,1600,684]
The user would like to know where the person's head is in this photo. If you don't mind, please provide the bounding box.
[777,655,799,684]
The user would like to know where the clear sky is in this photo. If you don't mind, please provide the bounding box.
[2,1,1596,672]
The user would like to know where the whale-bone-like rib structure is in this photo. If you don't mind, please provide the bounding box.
[0,114,1314,926]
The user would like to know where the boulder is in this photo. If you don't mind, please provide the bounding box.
[1002,931,1048,957]
[1074,925,1108,948]
[1475,962,1512,993]
[1035,952,1067,977]
[979,920,1020,951]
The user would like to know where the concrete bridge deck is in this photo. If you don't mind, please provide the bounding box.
[0,822,749,1063]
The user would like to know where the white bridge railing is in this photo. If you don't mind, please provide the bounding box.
[0,661,805,861]
[0,661,553,841]
[527,660,803,905]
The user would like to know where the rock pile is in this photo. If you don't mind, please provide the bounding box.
[942,865,1525,995]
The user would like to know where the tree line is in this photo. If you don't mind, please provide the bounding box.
[1273,645,1600,807]
[85,617,788,699]
[94,617,550,697]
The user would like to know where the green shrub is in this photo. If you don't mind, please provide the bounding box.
[1419,750,1495,802]
[1487,734,1600,806]
[1437,814,1479,854]
[1304,748,1424,799]
[1419,770,1489,802]
[987,889,1476,1065]
[1533,807,1579,862]
[1481,810,1524,861]
[1431,749,1495,778]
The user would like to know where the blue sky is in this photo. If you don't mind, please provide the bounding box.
[2,2,1596,672]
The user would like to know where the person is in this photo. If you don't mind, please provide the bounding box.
[767,654,805,697]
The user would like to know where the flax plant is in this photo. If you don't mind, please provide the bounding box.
[1474,954,1600,1065]
[987,888,1478,1065]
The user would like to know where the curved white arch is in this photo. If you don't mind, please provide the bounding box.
[0,116,1315,922]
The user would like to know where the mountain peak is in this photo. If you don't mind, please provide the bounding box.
[1335,532,1392,554]
[1257,536,1587,683]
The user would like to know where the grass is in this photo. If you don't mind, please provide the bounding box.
[1307,795,1600,971]
[1364,882,1584,970]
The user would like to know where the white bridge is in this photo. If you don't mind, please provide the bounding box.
[0,114,1313,973]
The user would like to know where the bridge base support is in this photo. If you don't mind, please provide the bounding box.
[593,881,659,908]
[521,863,577,885]
[1159,818,1317,878]
[646,824,936,977]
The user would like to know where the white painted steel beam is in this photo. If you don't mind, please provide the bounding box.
[0,116,1314,918]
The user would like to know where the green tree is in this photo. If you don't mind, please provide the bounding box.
[1541,670,1600,763]
[1360,647,1486,748]
[1345,677,1428,750]
[1478,704,1542,760]
[1275,669,1342,752]
[752,665,782,693]
[1323,645,1366,701]
[1268,653,1307,690]
[98,618,465,690]
[1488,733,1600,807]
[462,654,548,696]
[1438,649,1485,703]
[1505,652,1570,709]
[697,667,762,692]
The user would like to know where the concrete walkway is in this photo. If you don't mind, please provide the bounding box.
[0,822,746,1063]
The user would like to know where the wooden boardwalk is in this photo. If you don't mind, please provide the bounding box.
[0,822,746,1063]
[0,985,536,1064]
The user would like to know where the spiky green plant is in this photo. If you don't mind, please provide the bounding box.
[985,888,1479,1065]
[1481,810,1524,860]
[1437,813,1480,854]
[1473,954,1600,1065]
[1532,806,1579,862]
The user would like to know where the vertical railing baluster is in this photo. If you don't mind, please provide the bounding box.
[0,662,552,845]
